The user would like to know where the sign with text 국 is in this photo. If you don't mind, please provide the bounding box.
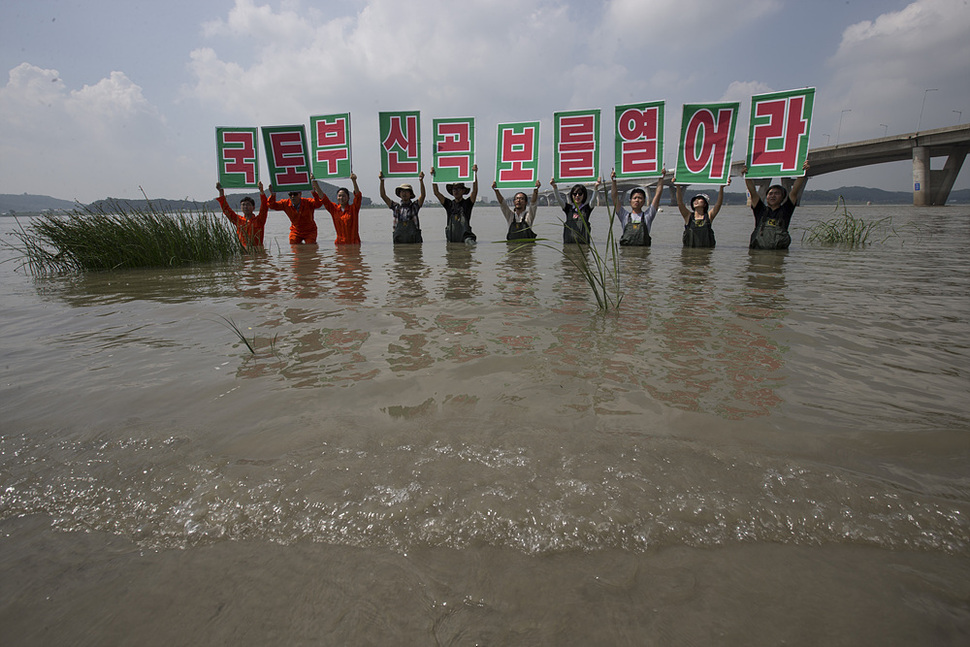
[676,102,739,185]
[432,117,475,183]
[216,127,259,189]
[261,125,312,192]
[554,109,600,183]
[495,121,540,189]
[310,113,352,180]
[379,111,421,177]
[614,101,664,179]
[745,88,815,179]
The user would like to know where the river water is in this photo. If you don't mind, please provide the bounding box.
[1,203,968,645]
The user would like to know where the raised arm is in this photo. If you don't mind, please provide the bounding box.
[550,178,565,208]
[430,168,447,204]
[416,171,427,208]
[709,176,730,221]
[610,170,620,209]
[674,182,691,223]
[468,164,479,204]
[788,161,810,205]
[312,177,333,208]
[350,172,360,196]
[378,171,395,208]
[492,180,504,204]
[650,169,666,210]
[742,165,761,208]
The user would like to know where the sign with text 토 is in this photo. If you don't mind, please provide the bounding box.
[310,113,352,180]
[216,127,259,189]
[494,121,540,189]
[676,102,739,185]
[261,125,312,192]
[379,111,421,177]
[554,109,600,183]
[614,101,664,179]
[432,117,475,183]
[745,88,815,179]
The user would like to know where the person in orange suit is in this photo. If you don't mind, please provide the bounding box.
[215,181,269,249]
[313,173,363,245]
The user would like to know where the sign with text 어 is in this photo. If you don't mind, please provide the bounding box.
[495,121,540,189]
[310,113,352,179]
[554,109,600,183]
[261,125,312,192]
[614,101,664,179]
[380,111,421,177]
[432,117,475,183]
[745,88,815,179]
[676,102,739,185]
[216,127,259,189]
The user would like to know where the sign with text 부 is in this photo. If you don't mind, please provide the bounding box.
[494,121,540,189]
[216,127,259,189]
[379,111,421,177]
[614,101,664,179]
[261,125,312,192]
[432,117,475,183]
[676,102,739,185]
[310,113,352,180]
[554,109,600,183]
[745,88,815,179]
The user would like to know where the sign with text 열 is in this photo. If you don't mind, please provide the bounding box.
[216,127,259,189]
[261,125,312,192]
[432,117,475,183]
[554,109,600,183]
[745,88,815,179]
[676,102,739,185]
[310,113,352,180]
[614,101,664,179]
[495,121,540,189]
[380,111,421,177]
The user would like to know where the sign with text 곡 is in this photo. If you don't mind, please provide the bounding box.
[432,117,475,183]
[261,125,312,192]
[614,101,664,179]
[380,111,421,177]
[745,88,815,179]
[310,113,352,180]
[676,102,739,185]
[216,127,259,189]
[494,121,540,190]
[554,109,600,183]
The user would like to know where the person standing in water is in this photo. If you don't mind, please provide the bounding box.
[215,181,269,249]
[268,182,325,245]
[550,177,603,244]
[675,177,729,248]
[379,170,426,244]
[312,173,362,245]
[431,164,479,244]
[493,179,541,241]
[610,169,667,246]
[742,161,810,250]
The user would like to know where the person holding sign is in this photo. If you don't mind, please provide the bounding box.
[216,181,269,249]
[493,180,541,241]
[610,169,666,247]
[431,164,479,244]
[550,178,603,244]
[269,182,326,245]
[742,161,810,250]
[379,170,426,244]
[312,173,362,245]
[674,177,729,248]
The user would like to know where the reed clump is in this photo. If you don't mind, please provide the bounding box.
[11,199,244,275]
[802,196,888,247]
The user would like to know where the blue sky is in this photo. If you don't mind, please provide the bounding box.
[1,0,968,202]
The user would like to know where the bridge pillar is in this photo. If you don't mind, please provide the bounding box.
[913,146,931,206]
[930,147,968,206]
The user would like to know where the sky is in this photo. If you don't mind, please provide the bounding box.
[1,0,968,203]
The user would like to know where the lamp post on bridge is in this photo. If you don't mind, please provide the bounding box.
[880,124,888,137]
[916,88,938,132]
[821,133,830,146]
[954,110,963,125]
[836,109,851,145]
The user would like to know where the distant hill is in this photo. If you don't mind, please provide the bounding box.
[0,193,79,214]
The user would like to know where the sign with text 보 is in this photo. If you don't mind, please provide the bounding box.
[614,101,664,179]
[216,127,259,189]
[554,109,600,183]
[432,117,475,183]
[380,111,421,177]
[495,121,540,189]
[261,125,312,192]
[676,102,739,185]
[745,88,815,179]
[310,113,352,179]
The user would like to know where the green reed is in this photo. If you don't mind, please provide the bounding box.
[802,196,888,247]
[10,198,245,275]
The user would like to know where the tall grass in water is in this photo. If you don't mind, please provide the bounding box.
[10,197,244,275]
[802,196,888,248]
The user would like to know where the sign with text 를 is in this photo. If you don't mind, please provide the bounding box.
[676,102,739,185]
[494,121,540,189]
[310,113,352,179]
[261,125,312,192]
[380,111,421,177]
[216,127,259,189]
[554,109,600,183]
[614,101,664,179]
[432,117,475,183]
[745,88,815,179]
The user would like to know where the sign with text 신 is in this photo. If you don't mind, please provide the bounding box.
[380,111,421,177]
[676,102,739,185]
[554,109,600,183]
[614,101,664,179]
[495,121,540,189]
[745,88,815,179]
[432,117,475,183]
[216,127,259,189]
[310,113,352,179]
[261,125,312,192]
